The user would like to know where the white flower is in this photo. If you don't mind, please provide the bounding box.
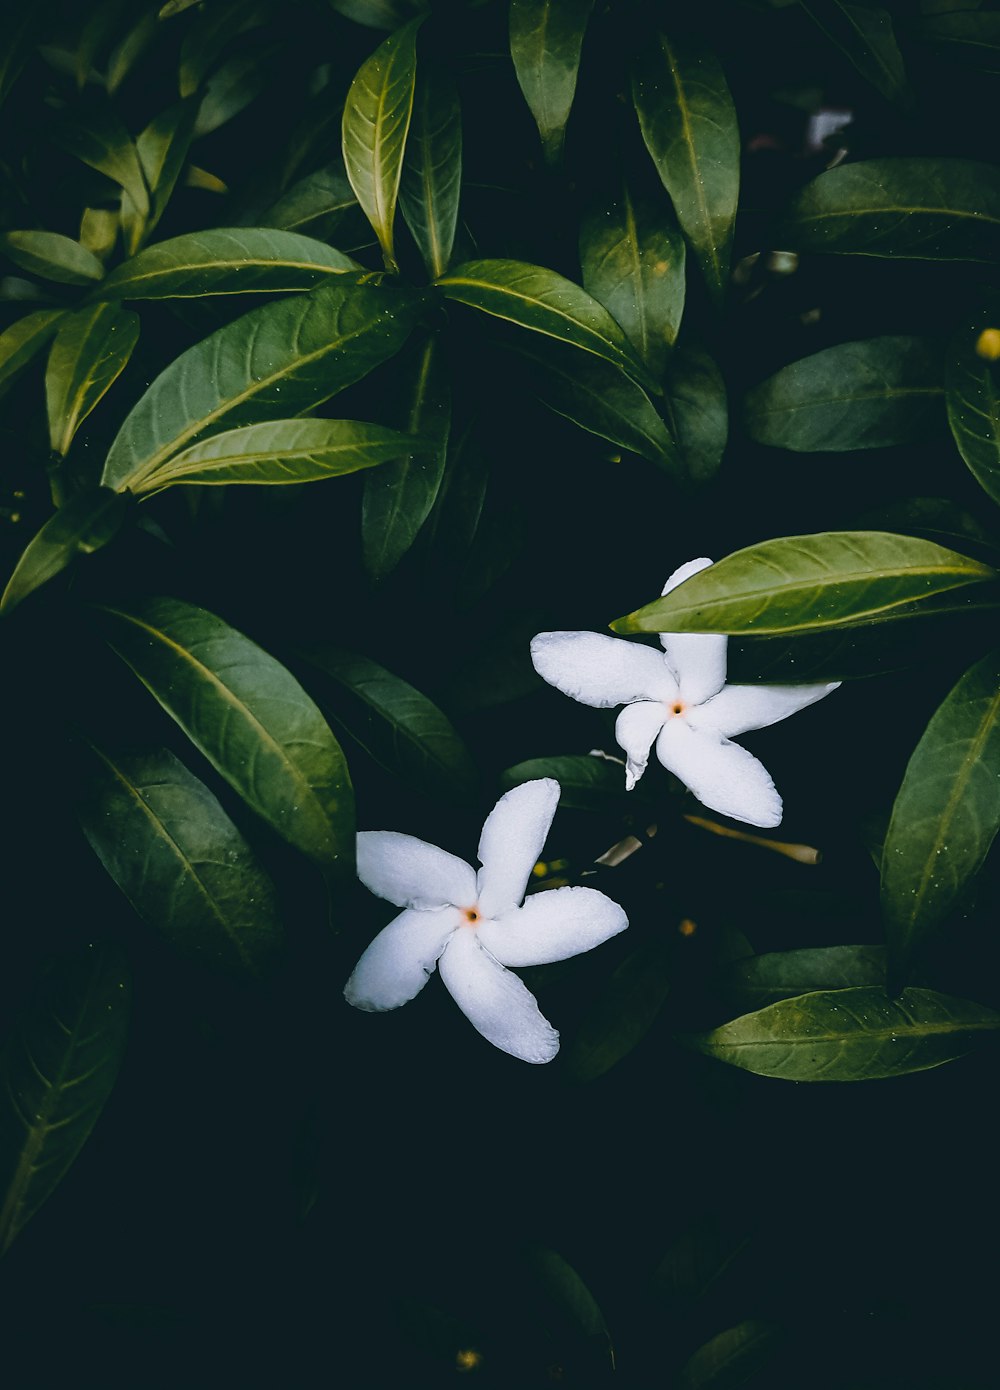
[530,558,840,829]
[344,778,628,1063]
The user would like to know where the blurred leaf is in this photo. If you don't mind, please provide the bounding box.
[687,986,1000,1080]
[261,161,360,238]
[0,310,65,392]
[677,1320,781,1389]
[916,11,1000,71]
[46,303,140,456]
[745,337,943,451]
[178,0,269,96]
[632,32,739,307]
[652,1214,752,1306]
[78,743,284,976]
[342,17,422,272]
[53,111,149,221]
[298,646,477,799]
[328,0,427,28]
[580,179,685,381]
[715,945,887,1010]
[502,754,646,810]
[781,158,1000,261]
[522,1245,614,1372]
[438,257,659,393]
[1,488,128,616]
[946,316,1000,507]
[564,933,672,1081]
[135,419,421,493]
[79,207,119,262]
[101,277,427,491]
[362,333,450,578]
[1,232,104,286]
[509,0,593,164]
[106,9,159,94]
[854,496,996,556]
[96,596,355,873]
[881,648,1000,981]
[0,942,130,1258]
[799,1,910,104]
[664,340,727,484]
[0,5,45,111]
[446,616,545,713]
[193,48,276,138]
[126,97,200,250]
[424,417,488,557]
[399,60,462,279]
[612,531,997,636]
[159,0,202,16]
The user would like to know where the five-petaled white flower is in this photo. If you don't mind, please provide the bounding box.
[530,558,839,829]
[344,778,628,1063]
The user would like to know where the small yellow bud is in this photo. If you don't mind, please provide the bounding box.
[456,1348,482,1372]
[532,861,548,878]
[975,328,1000,361]
[678,918,697,937]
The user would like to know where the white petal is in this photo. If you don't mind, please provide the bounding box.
[531,631,676,708]
[656,719,782,828]
[357,831,477,909]
[476,778,559,919]
[614,701,667,790]
[344,906,462,1011]
[479,886,628,967]
[692,681,841,738]
[658,558,728,705]
[438,928,560,1063]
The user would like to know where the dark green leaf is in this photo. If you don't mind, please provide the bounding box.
[677,1320,781,1390]
[193,49,275,138]
[916,12,1000,72]
[664,340,728,484]
[101,277,426,491]
[612,531,997,636]
[780,158,1000,261]
[423,418,489,557]
[946,316,1000,507]
[687,986,1000,1080]
[881,649,1000,979]
[509,0,593,164]
[1,232,104,286]
[521,1245,614,1372]
[46,304,140,456]
[399,60,462,278]
[716,945,887,1010]
[95,596,355,872]
[564,934,672,1081]
[0,310,65,392]
[0,5,45,111]
[78,743,283,976]
[106,10,159,95]
[501,754,642,810]
[632,33,740,307]
[261,161,360,238]
[0,942,130,1257]
[53,111,149,221]
[1,488,128,616]
[745,337,943,451]
[328,0,426,29]
[800,1,910,104]
[125,98,199,250]
[178,0,269,96]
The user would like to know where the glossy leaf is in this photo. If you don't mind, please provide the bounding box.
[1,488,128,616]
[135,419,420,494]
[564,934,672,1081]
[262,161,360,238]
[78,743,284,976]
[664,340,727,484]
[1,232,104,286]
[0,310,64,392]
[0,943,130,1257]
[917,12,1000,72]
[632,33,740,307]
[881,649,1000,979]
[342,17,422,272]
[101,277,426,492]
[98,228,358,301]
[509,0,593,164]
[677,1321,781,1390]
[781,158,1000,262]
[439,258,659,393]
[716,945,887,1011]
[362,333,450,578]
[399,61,462,278]
[579,181,686,381]
[688,986,1000,1080]
[298,646,477,799]
[946,317,1000,506]
[612,531,997,636]
[46,304,140,456]
[799,1,909,104]
[95,596,355,872]
[745,337,943,452]
[53,110,149,221]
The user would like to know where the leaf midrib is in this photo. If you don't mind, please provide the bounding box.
[659,33,722,291]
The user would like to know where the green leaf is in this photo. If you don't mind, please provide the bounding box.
[916,12,1000,72]
[687,986,1000,1080]
[0,6,45,112]
[946,316,1000,507]
[342,17,422,272]
[439,258,659,394]
[193,48,275,138]
[97,228,358,301]
[0,310,65,392]
[612,531,997,636]
[423,418,489,557]
[362,333,450,578]
[745,337,943,452]
[297,646,477,799]
[677,1320,781,1389]
[328,0,426,30]
[178,0,270,97]
[579,180,686,381]
[125,97,199,250]
[45,304,140,456]
[1,489,128,616]
[881,649,1000,980]
[101,277,426,492]
[261,161,360,238]
[78,743,284,977]
[780,158,1000,261]
[799,1,910,104]
[95,596,355,872]
[716,945,887,1010]
[106,9,159,95]
[564,934,672,1081]
[521,1245,614,1372]
[0,942,130,1257]
[501,754,643,810]
[399,60,462,279]
[509,0,593,164]
[1,232,104,286]
[52,111,149,221]
[134,419,421,494]
[632,32,740,307]
[663,340,727,484]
